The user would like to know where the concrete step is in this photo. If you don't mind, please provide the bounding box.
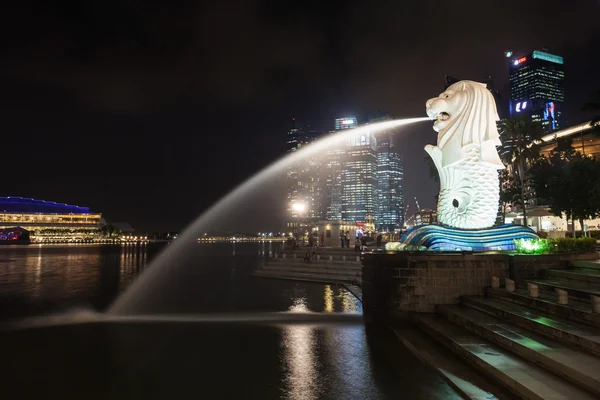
[462,296,600,357]
[393,325,513,400]
[439,304,600,397]
[526,279,600,303]
[261,263,361,272]
[252,270,352,284]
[569,260,600,271]
[414,313,596,400]
[260,265,361,277]
[265,259,361,268]
[549,268,600,285]
[267,257,361,265]
[487,287,600,329]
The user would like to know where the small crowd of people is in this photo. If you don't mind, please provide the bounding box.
[340,231,383,252]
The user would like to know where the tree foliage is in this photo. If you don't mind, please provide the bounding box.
[529,139,600,237]
[499,117,544,225]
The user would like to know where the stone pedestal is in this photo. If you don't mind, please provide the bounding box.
[362,252,508,317]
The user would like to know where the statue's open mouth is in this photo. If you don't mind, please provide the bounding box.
[436,112,450,121]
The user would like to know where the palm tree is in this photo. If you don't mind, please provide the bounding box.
[500,117,544,227]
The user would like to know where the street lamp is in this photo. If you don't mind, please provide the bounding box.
[291,202,306,213]
[290,201,308,243]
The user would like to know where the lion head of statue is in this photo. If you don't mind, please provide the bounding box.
[425,80,502,168]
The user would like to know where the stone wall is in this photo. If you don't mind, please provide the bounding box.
[362,252,598,319]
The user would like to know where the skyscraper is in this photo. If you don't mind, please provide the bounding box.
[376,134,404,232]
[285,119,323,233]
[325,116,357,221]
[367,113,404,232]
[335,116,358,130]
[341,129,378,223]
[509,49,564,131]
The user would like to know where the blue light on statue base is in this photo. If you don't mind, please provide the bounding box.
[400,224,539,251]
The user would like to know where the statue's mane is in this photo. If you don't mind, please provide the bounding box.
[440,80,503,167]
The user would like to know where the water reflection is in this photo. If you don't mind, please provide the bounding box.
[0,244,154,315]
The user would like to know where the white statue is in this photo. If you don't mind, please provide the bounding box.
[425,80,504,229]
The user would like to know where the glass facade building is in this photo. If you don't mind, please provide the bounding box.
[376,133,404,232]
[286,114,405,233]
[509,50,564,131]
[285,120,324,233]
[341,130,378,223]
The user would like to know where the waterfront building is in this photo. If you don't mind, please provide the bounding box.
[376,134,404,232]
[325,116,358,221]
[287,114,405,233]
[341,129,378,223]
[0,197,103,241]
[366,112,405,232]
[509,49,565,131]
[285,119,324,234]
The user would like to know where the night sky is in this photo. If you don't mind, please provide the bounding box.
[2,0,599,232]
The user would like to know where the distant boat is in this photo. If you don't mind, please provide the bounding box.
[0,227,31,245]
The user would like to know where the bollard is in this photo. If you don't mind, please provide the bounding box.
[274,253,277,259]
[329,255,333,261]
[592,295,600,314]
[343,256,346,262]
[282,254,286,259]
[491,276,500,289]
[317,255,320,260]
[528,283,539,298]
[556,288,568,305]
[505,278,515,292]
[356,256,360,262]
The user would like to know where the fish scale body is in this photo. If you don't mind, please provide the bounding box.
[437,144,499,229]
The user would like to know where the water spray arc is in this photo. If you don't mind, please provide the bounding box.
[109,117,430,314]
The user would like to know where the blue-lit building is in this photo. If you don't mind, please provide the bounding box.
[509,49,565,130]
[0,197,103,241]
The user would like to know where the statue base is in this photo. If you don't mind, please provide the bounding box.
[400,224,538,251]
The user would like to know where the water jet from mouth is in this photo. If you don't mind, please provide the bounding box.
[109,117,430,315]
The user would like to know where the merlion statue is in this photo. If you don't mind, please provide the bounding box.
[425,80,504,229]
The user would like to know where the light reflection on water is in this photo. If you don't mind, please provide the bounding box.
[279,284,369,399]
[0,242,460,398]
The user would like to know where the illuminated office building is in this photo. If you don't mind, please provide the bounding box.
[509,49,564,130]
[285,119,324,233]
[376,133,404,231]
[334,116,358,130]
[365,113,405,231]
[325,116,358,221]
[341,129,378,223]
[0,197,103,241]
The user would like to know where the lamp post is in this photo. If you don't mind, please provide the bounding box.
[290,201,307,244]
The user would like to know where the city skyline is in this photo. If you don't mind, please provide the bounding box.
[2,1,599,232]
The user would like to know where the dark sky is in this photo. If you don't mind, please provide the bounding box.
[2,0,599,232]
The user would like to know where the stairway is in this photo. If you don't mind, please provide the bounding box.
[413,260,600,400]
[252,248,362,284]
